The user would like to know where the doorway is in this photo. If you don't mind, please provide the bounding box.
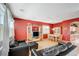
[70,22,79,45]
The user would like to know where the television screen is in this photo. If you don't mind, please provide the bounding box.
[33,32,39,37]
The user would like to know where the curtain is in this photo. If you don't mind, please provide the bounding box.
[0,3,14,56]
[7,7,14,45]
[0,3,6,56]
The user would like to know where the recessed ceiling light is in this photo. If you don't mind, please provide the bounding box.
[20,9,24,12]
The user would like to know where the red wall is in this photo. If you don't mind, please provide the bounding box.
[62,18,79,41]
[14,19,27,41]
[32,26,39,32]
[14,17,79,42]
[14,18,51,41]
[61,21,70,41]
[50,24,54,34]
[51,18,79,41]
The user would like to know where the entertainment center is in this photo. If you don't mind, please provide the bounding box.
[27,23,42,42]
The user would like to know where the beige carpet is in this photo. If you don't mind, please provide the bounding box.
[37,39,58,51]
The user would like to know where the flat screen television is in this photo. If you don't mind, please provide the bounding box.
[33,32,39,37]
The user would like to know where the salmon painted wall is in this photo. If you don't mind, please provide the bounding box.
[62,18,79,41]
[14,19,27,41]
[51,18,79,41]
[14,18,51,41]
[50,22,64,34]
[50,24,54,34]
[14,17,79,41]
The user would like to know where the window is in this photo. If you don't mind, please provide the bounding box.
[0,9,4,41]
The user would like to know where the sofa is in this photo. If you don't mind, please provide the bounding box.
[9,42,29,56]
[31,42,75,56]
[27,42,38,50]
[9,41,38,56]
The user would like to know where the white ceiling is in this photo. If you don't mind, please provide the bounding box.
[7,3,79,23]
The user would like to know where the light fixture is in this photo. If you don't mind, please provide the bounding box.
[19,9,24,12]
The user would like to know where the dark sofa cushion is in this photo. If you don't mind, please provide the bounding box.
[9,46,29,56]
[58,45,67,53]
[43,47,59,56]
[27,42,38,50]
[9,42,29,56]
[31,49,41,56]
[66,42,72,48]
